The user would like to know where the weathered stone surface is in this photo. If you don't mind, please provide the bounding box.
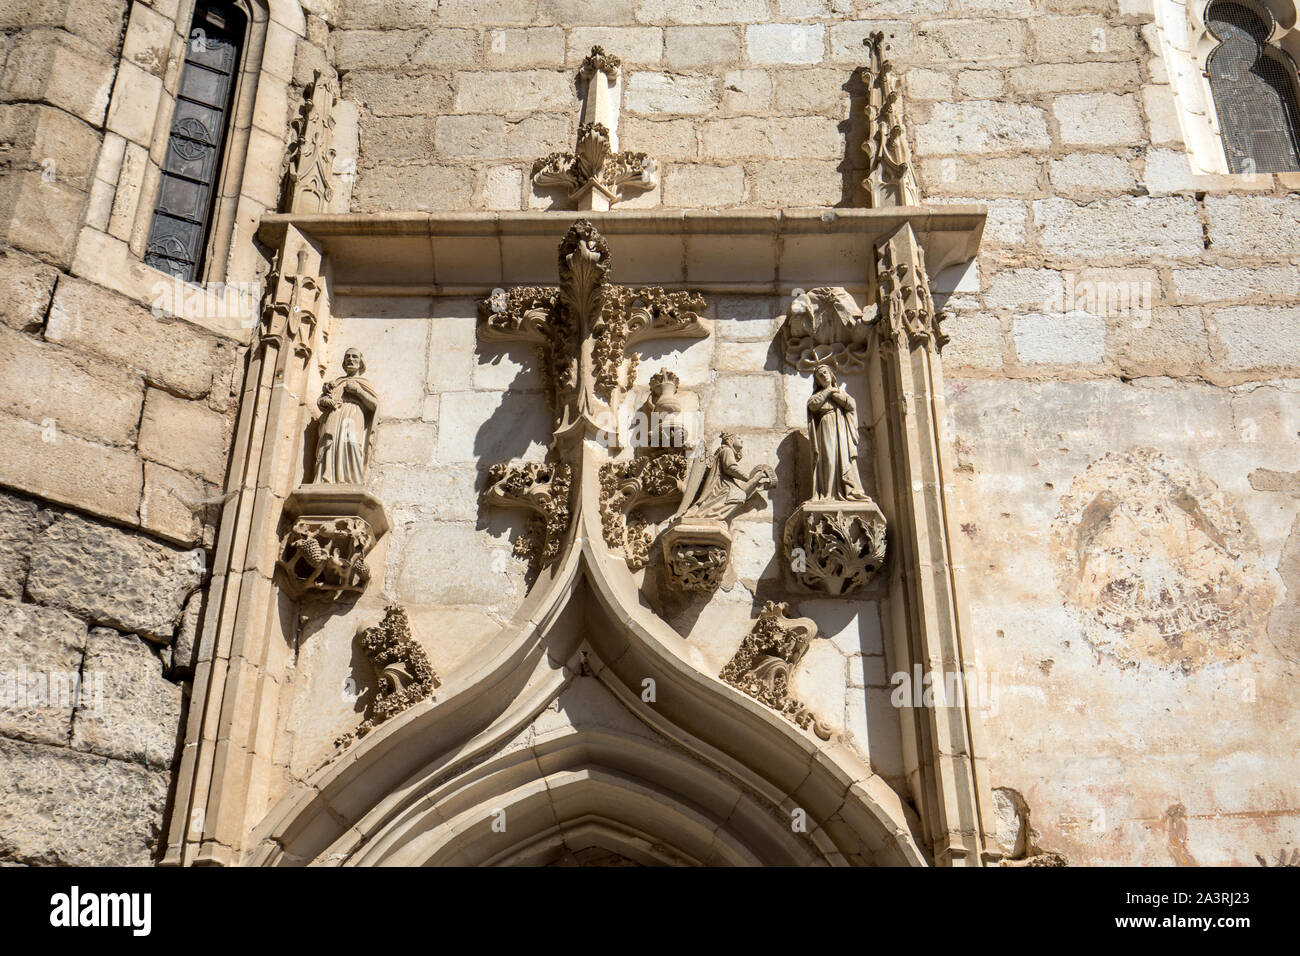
[626,73,719,115]
[0,325,143,447]
[1013,312,1106,365]
[0,29,116,127]
[0,412,141,524]
[1048,152,1137,193]
[1033,197,1203,259]
[0,737,168,865]
[46,278,235,400]
[0,103,101,189]
[1205,196,1300,257]
[137,388,232,483]
[0,0,126,53]
[0,250,57,332]
[915,101,1051,155]
[666,25,740,67]
[1214,307,1300,372]
[746,24,825,64]
[344,72,454,117]
[72,628,181,770]
[454,71,574,114]
[747,160,841,205]
[0,599,86,747]
[1053,93,1143,146]
[353,163,476,211]
[26,512,203,643]
[663,163,745,206]
[0,491,40,600]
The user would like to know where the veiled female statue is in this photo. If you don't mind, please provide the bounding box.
[673,432,776,524]
[313,348,378,484]
[807,364,869,501]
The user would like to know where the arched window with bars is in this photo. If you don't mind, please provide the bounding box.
[1205,0,1300,173]
[144,1,250,281]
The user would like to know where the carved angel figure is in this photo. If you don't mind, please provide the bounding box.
[313,348,378,484]
[808,364,870,502]
[672,433,776,525]
[784,287,876,372]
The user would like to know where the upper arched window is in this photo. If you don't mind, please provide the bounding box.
[1205,0,1300,173]
[144,1,249,281]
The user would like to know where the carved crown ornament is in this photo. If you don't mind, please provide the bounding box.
[532,47,659,209]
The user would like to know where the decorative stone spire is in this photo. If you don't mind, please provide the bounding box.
[861,32,920,208]
[532,47,658,209]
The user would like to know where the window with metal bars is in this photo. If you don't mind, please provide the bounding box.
[1205,0,1300,174]
[144,1,247,281]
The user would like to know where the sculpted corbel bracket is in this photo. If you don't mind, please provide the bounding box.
[281,69,339,214]
[482,460,573,571]
[276,487,389,600]
[532,47,659,209]
[862,31,920,208]
[336,604,440,747]
[720,602,832,740]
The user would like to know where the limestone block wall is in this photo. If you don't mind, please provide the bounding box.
[0,0,333,864]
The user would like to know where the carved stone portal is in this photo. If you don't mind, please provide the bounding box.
[337,604,439,746]
[720,602,832,740]
[532,47,658,209]
[662,434,776,592]
[277,486,389,600]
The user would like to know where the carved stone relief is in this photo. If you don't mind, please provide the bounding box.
[720,602,832,740]
[781,287,877,373]
[663,433,776,592]
[483,460,573,571]
[599,453,690,570]
[784,363,887,595]
[336,604,439,747]
[277,349,388,601]
[861,32,920,208]
[281,69,338,214]
[479,220,710,569]
[877,223,944,349]
[258,246,321,360]
[532,47,658,209]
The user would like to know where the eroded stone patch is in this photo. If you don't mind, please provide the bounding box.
[1052,448,1273,671]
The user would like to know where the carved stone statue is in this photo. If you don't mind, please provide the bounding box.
[662,433,776,592]
[673,433,774,525]
[277,347,388,601]
[808,364,870,502]
[314,348,377,485]
[783,366,887,596]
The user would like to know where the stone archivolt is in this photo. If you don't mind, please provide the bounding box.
[337,604,440,746]
[720,602,832,740]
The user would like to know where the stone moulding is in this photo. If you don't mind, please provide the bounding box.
[337,604,439,746]
[599,453,690,569]
[482,460,573,569]
[862,31,921,208]
[720,602,832,741]
[784,499,887,595]
[781,286,877,373]
[281,69,339,215]
[276,486,389,600]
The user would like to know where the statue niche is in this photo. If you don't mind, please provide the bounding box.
[784,363,886,596]
[276,348,389,601]
[662,432,776,593]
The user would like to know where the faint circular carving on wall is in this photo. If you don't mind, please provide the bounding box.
[1052,448,1274,671]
